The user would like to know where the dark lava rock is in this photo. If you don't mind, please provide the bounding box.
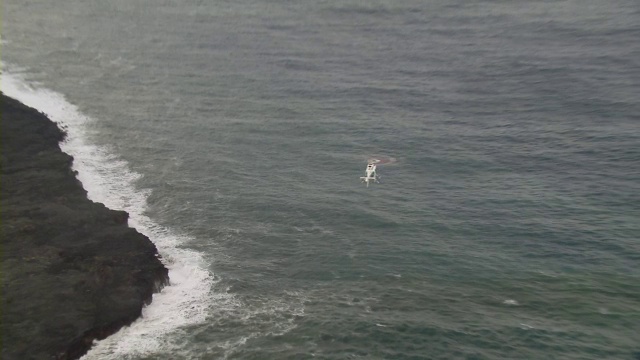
[1,93,169,360]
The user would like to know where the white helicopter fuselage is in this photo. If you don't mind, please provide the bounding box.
[360,163,379,187]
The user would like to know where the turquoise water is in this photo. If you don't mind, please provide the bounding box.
[3,0,639,358]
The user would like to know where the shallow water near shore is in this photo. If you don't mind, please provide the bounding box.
[3,0,640,358]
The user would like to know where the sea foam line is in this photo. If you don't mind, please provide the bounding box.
[1,68,219,358]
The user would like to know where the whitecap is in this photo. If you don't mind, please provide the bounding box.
[503,299,519,306]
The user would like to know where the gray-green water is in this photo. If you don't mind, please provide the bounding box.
[3,0,639,359]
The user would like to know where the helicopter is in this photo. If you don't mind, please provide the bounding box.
[360,162,380,187]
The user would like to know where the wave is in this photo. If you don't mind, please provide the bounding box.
[1,67,221,358]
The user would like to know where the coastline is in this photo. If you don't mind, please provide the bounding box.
[1,93,169,359]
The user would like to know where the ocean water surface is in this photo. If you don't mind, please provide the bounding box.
[3,0,639,359]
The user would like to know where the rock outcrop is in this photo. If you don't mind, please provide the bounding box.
[1,94,169,360]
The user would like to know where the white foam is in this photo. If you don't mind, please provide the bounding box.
[214,291,306,359]
[1,68,218,358]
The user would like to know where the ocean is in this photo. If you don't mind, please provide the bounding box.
[2,0,639,359]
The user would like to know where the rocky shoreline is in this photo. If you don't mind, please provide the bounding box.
[1,93,169,360]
